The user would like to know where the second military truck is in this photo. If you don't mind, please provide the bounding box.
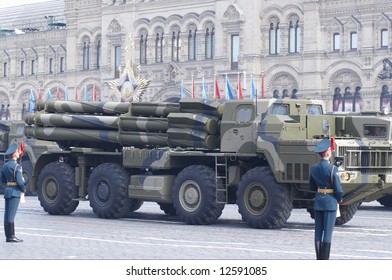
[24,98,392,228]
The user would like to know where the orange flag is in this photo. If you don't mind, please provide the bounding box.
[237,73,243,100]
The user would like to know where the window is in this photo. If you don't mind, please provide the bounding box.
[381,29,388,48]
[31,60,35,75]
[20,60,24,76]
[289,21,300,53]
[205,27,215,59]
[3,62,7,77]
[140,34,147,64]
[188,29,197,60]
[97,40,101,69]
[114,46,121,78]
[306,105,323,115]
[60,57,65,72]
[83,42,90,70]
[231,34,239,70]
[269,22,280,55]
[364,125,387,138]
[155,31,163,63]
[333,33,340,51]
[49,58,53,73]
[269,104,289,115]
[235,105,254,124]
[171,31,180,61]
[350,32,358,50]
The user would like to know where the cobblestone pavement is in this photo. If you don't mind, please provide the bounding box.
[1,197,392,260]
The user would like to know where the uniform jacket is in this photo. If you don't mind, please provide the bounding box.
[309,159,344,211]
[1,159,26,199]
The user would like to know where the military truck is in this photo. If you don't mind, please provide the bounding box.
[23,98,392,229]
[0,120,59,195]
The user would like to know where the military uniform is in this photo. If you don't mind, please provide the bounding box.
[309,138,343,260]
[1,143,26,242]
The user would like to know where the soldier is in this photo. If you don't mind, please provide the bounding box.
[1,142,26,242]
[309,138,343,260]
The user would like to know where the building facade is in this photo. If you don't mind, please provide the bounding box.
[1,0,392,120]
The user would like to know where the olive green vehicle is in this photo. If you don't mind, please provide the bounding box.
[0,120,59,195]
[24,99,392,228]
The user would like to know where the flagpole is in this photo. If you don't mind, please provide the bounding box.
[261,71,265,99]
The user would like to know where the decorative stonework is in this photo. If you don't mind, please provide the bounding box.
[223,3,243,22]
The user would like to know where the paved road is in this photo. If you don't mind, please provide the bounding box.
[1,197,392,260]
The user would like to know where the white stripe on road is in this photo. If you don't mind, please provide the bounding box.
[17,232,390,259]
[143,237,249,246]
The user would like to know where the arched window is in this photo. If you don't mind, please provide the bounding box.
[97,39,102,69]
[269,22,280,55]
[171,29,180,61]
[155,29,164,63]
[140,33,148,64]
[188,26,197,60]
[205,27,215,59]
[333,87,342,112]
[380,85,391,110]
[289,20,300,53]
[83,41,90,70]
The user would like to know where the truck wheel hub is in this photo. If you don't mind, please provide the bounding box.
[97,181,110,202]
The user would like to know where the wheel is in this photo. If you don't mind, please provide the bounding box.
[21,160,36,196]
[37,162,79,215]
[377,195,392,207]
[88,163,130,218]
[158,202,177,216]
[237,166,292,229]
[172,165,224,225]
[128,199,144,212]
[336,202,361,225]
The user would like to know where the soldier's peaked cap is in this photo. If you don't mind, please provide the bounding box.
[5,143,18,155]
[313,138,330,153]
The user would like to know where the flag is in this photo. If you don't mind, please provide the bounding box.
[225,75,234,100]
[250,74,256,99]
[202,76,207,99]
[18,140,24,156]
[84,85,88,101]
[261,71,265,99]
[46,88,52,100]
[191,77,195,98]
[56,85,61,100]
[28,88,35,113]
[37,88,42,100]
[74,86,78,100]
[64,86,69,101]
[93,84,97,101]
[237,73,243,100]
[180,79,184,98]
[214,76,221,99]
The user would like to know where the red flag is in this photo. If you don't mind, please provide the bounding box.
[191,77,195,99]
[330,136,335,151]
[56,86,61,100]
[93,84,97,101]
[237,73,243,100]
[214,76,221,99]
[18,141,24,156]
[38,88,42,100]
[74,86,78,100]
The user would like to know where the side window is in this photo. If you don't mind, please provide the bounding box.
[364,125,387,137]
[306,105,322,115]
[268,104,289,115]
[235,105,254,123]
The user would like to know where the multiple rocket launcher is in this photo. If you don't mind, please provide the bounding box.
[24,99,225,150]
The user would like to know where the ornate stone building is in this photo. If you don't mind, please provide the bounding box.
[1,0,392,119]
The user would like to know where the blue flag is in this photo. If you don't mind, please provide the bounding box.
[202,77,207,99]
[225,75,234,100]
[180,79,184,98]
[28,89,35,113]
[250,74,256,99]
[84,85,88,101]
[64,86,69,101]
[46,88,52,100]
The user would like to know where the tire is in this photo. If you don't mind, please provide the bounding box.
[88,163,130,218]
[172,165,224,225]
[377,195,392,207]
[21,160,36,196]
[128,199,144,212]
[237,166,292,229]
[37,162,79,215]
[336,202,360,225]
[158,202,177,216]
